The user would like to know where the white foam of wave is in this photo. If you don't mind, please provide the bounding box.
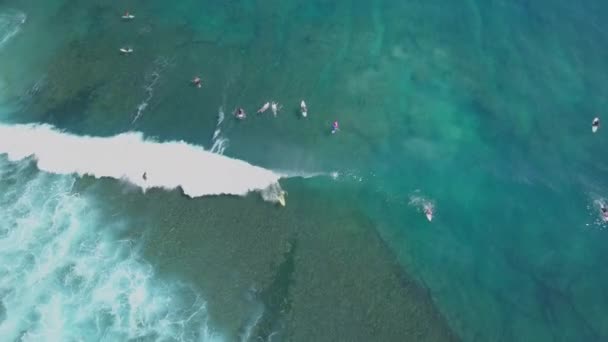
[0,159,224,341]
[210,107,229,155]
[0,10,26,49]
[0,122,282,198]
[260,182,285,203]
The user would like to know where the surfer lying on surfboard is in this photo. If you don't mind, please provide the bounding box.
[593,117,600,133]
[191,76,202,88]
[271,102,281,117]
[600,204,608,222]
[331,121,339,134]
[234,108,246,120]
[122,11,135,19]
[300,100,308,118]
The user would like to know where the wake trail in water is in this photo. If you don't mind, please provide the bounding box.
[273,169,335,180]
[408,191,435,218]
[0,122,282,199]
[0,10,26,48]
[210,107,229,155]
[131,57,172,124]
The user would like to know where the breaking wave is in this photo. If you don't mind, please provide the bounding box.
[0,123,282,198]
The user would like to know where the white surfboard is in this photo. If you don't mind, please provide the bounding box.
[122,14,135,20]
[257,102,270,113]
[301,100,307,118]
[593,125,599,133]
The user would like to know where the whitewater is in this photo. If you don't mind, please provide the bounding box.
[0,157,225,341]
[0,123,282,199]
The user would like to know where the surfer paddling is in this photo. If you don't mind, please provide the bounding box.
[257,102,270,113]
[424,205,433,222]
[300,100,308,118]
[191,76,202,88]
[271,102,281,117]
[331,121,339,134]
[122,11,135,20]
[234,108,246,120]
[592,117,600,133]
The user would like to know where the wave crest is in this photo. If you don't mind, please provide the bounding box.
[0,123,282,199]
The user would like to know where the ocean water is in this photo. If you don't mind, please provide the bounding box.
[1,0,608,341]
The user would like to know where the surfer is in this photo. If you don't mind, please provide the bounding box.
[271,102,281,117]
[257,102,270,113]
[592,117,600,133]
[122,11,134,19]
[424,205,433,222]
[235,108,246,119]
[142,172,147,181]
[278,190,287,207]
[601,204,608,221]
[192,76,202,88]
[331,121,339,134]
[300,100,308,118]
[120,47,133,54]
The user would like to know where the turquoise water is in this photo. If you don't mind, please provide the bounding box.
[1,0,608,340]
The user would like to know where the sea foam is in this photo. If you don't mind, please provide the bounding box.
[0,159,223,340]
[0,123,282,198]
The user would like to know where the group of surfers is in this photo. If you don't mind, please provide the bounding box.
[190,76,340,134]
[123,11,607,218]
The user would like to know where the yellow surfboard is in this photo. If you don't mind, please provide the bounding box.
[278,191,286,207]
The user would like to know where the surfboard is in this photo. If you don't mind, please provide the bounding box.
[119,48,132,53]
[592,118,600,133]
[301,100,307,118]
[278,191,286,207]
[122,15,135,19]
[424,206,433,222]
